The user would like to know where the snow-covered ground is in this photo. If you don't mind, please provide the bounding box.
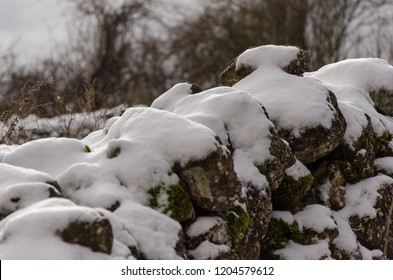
[1,45,393,259]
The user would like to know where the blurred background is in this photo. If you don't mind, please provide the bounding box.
[1,0,393,140]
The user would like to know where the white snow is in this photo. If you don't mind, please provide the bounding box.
[285,159,310,179]
[0,106,125,144]
[293,205,337,233]
[152,85,275,189]
[0,107,223,259]
[0,198,113,259]
[151,82,197,111]
[3,138,89,178]
[331,212,359,255]
[306,58,393,145]
[232,150,269,190]
[233,45,338,136]
[306,58,393,92]
[153,86,274,164]
[0,162,54,187]
[374,157,393,174]
[236,45,299,70]
[339,175,393,219]
[274,239,331,260]
[113,203,183,260]
[189,240,230,260]
[359,244,383,260]
[2,45,393,260]
[318,181,333,204]
[271,211,294,225]
[187,216,224,237]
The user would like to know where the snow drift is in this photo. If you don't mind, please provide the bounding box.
[1,45,393,259]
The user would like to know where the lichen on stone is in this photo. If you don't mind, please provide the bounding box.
[223,200,250,243]
[148,182,195,223]
[57,216,113,254]
[272,172,313,211]
[282,49,310,76]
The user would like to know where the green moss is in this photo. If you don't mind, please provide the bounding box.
[148,183,194,223]
[224,200,250,241]
[219,59,255,87]
[148,186,161,209]
[381,130,390,140]
[58,218,113,254]
[334,160,360,184]
[261,218,298,259]
[84,145,91,153]
[167,183,194,222]
[272,173,313,210]
[283,49,309,76]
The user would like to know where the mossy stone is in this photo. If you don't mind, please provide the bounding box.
[272,173,313,211]
[58,217,113,254]
[148,183,195,223]
[218,56,254,87]
[84,145,91,153]
[261,215,338,259]
[283,49,310,76]
[225,203,250,242]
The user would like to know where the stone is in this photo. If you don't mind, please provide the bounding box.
[261,206,339,259]
[148,182,195,223]
[272,161,313,211]
[347,182,393,259]
[370,88,393,117]
[185,216,231,251]
[235,242,261,260]
[58,215,113,254]
[309,161,352,211]
[218,47,309,86]
[276,91,347,164]
[176,146,242,212]
[219,46,347,164]
[239,185,272,245]
[329,116,376,182]
[258,133,296,191]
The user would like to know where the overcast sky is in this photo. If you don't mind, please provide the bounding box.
[0,0,70,65]
[0,0,201,66]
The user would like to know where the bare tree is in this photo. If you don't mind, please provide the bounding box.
[63,0,169,108]
[307,0,393,69]
[167,0,310,88]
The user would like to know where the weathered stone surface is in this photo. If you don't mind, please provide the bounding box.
[235,242,261,260]
[58,215,113,254]
[348,182,393,259]
[260,209,339,259]
[282,49,310,76]
[309,161,352,211]
[370,88,393,117]
[258,133,296,191]
[272,161,313,211]
[375,131,393,158]
[218,47,309,86]
[185,216,231,251]
[240,185,272,245]
[148,182,195,223]
[219,46,346,164]
[277,91,347,164]
[329,116,376,182]
[329,243,362,260]
[176,146,242,212]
